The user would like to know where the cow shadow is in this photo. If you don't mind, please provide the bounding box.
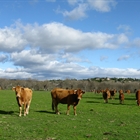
[108,102,135,106]
[83,96,103,100]
[86,101,101,104]
[35,110,55,114]
[0,110,14,115]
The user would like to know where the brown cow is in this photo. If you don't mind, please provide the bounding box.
[102,89,110,103]
[125,90,131,94]
[110,89,116,100]
[51,88,85,115]
[119,89,124,104]
[136,90,140,106]
[12,86,33,117]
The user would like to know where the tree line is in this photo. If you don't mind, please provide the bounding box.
[0,78,140,92]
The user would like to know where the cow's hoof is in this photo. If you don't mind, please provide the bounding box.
[56,112,60,115]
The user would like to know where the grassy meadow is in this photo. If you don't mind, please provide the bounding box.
[0,90,140,140]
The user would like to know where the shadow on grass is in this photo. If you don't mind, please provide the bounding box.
[0,110,14,115]
[86,100,136,106]
[83,96,103,100]
[124,97,135,101]
[86,101,101,104]
[108,102,136,106]
[35,110,55,114]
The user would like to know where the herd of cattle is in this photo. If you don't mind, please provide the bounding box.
[12,86,140,117]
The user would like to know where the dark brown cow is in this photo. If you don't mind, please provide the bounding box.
[95,89,102,94]
[102,89,110,103]
[119,89,124,104]
[136,90,140,106]
[12,86,33,117]
[110,89,116,100]
[51,88,85,115]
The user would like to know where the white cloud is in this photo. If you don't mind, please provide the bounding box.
[61,3,88,20]
[58,0,117,20]
[1,64,140,80]
[11,49,55,68]
[0,21,138,80]
[67,0,79,5]
[20,22,128,53]
[117,55,130,61]
[0,27,27,52]
[117,25,132,32]
[0,67,33,80]
[87,0,117,12]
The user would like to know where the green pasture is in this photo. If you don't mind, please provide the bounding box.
[0,90,140,140]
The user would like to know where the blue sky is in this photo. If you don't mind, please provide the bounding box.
[0,0,140,80]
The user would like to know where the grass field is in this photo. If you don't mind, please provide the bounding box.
[0,90,140,140]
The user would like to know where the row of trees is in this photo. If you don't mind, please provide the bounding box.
[0,78,140,92]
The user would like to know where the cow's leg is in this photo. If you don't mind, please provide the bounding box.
[54,103,60,115]
[52,100,59,114]
[73,105,77,116]
[25,103,29,115]
[26,100,31,115]
[66,104,70,115]
[24,103,27,116]
[26,104,29,115]
[19,106,22,117]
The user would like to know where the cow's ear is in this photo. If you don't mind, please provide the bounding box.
[21,87,24,90]
[12,87,15,91]
[74,90,77,94]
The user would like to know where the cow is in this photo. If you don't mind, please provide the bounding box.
[125,90,131,94]
[12,86,33,117]
[119,89,124,104]
[110,89,116,100]
[136,90,140,106]
[51,88,85,115]
[102,89,110,103]
[95,89,102,94]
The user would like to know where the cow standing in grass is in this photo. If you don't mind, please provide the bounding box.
[110,89,116,100]
[51,88,85,115]
[136,90,140,106]
[119,89,124,104]
[102,89,110,103]
[12,86,33,117]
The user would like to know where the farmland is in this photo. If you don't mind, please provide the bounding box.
[0,90,140,140]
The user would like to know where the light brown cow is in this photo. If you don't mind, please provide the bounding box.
[136,90,140,106]
[51,88,85,115]
[12,86,33,117]
[119,89,124,104]
[125,90,131,94]
[102,89,110,103]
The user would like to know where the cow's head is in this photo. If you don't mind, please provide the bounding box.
[119,89,123,94]
[12,86,23,98]
[74,89,85,100]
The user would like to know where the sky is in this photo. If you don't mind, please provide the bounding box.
[0,0,140,80]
